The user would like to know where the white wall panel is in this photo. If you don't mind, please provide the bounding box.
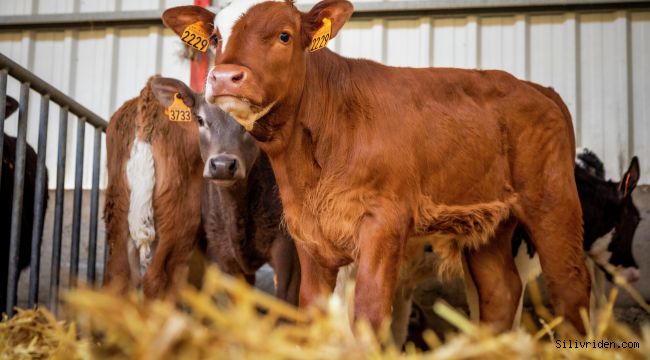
[338,20,376,60]
[528,13,578,128]
[79,0,117,13]
[0,0,34,15]
[37,0,75,14]
[0,0,195,14]
[385,19,422,67]
[1,4,650,185]
[432,17,478,68]
[631,12,650,182]
[579,12,630,178]
[479,16,527,79]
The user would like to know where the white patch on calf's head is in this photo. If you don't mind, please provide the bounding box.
[216,0,283,54]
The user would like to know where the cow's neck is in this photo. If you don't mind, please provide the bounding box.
[214,172,252,228]
[258,49,364,233]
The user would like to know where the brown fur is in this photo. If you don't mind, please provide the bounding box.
[163,0,591,334]
[103,76,204,298]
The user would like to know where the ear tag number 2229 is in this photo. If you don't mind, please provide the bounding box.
[181,21,210,52]
[309,18,331,52]
[166,94,192,122]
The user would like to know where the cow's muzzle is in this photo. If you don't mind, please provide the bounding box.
[204,154,244,183]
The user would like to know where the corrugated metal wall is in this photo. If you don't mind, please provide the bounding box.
[0,1,649,188]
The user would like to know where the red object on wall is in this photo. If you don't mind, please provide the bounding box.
[190,0,212,92]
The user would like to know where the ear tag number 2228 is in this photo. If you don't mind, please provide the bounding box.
[181,21,210,52]
[166,94,192,122]
[309,18,331,52]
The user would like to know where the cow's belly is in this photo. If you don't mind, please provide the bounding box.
[282,189,370,268]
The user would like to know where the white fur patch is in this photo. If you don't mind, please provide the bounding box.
[513,243,541,284]
[216,0,283,54]
[617,266,641,283]
[588,230,614,267]
[511,243,541,328]
[126,137,156,276]
[214,96,276,130]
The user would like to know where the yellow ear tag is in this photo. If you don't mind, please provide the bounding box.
[181,21,210,52]
[308,18,331,52]
[165,94,192,122]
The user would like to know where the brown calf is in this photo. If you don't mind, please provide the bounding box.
[164,0,590,333]
[150,77,301,304]
[104,76,203,298]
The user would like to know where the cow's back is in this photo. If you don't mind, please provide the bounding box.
[104,78,203,295]
[305,54,573,207]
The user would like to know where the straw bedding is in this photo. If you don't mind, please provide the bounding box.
[1,267,649,360]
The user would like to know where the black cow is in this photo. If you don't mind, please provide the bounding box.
[1,96,49,310]
[512,149,641,315]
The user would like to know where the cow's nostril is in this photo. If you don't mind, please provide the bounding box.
[228,159,238,175]
[231,72,244,83]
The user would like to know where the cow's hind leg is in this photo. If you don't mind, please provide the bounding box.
[103,188,133,294]
[465,217,521,331]
[143,198,201,299]
[514,191,590,334]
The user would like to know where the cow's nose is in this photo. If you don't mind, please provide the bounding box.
[208,155,239,180]
[209,64,250,94]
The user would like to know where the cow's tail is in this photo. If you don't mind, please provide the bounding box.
[126,76,160,276]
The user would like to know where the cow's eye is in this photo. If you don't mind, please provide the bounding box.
[196,115,205,127]
[279,32,290,43]
[210,34,221,45]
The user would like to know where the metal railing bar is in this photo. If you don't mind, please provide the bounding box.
[0,54,107,130]
[0,69,7,188]
[27,94,49,307]
[69,117,85,286]
[5,82,29,316]
[49,107,68,313]
[87,127,102,284]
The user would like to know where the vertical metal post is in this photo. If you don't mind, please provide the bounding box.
[27,95,49,307]
[49,107,68,312]
[87,127,101,284]
[69,117,85,286]
[6,82,29,316]
[0,69,8,188]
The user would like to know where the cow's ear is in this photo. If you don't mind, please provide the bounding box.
[151,77,196,108]
[301,0,353,47]
[619,156,640,198]
[4,96,18,119]
[162,5,215,39]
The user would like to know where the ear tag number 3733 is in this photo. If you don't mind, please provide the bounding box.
[166,94,192,122]
[309,18,331,52]
[181,21,210,52]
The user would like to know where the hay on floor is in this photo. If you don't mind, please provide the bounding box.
[1,266,649,359]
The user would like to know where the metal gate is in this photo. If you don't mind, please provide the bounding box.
[1,52,108,316]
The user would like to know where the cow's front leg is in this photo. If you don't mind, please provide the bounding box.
[354,211,408,333]
[296,244,338,309]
